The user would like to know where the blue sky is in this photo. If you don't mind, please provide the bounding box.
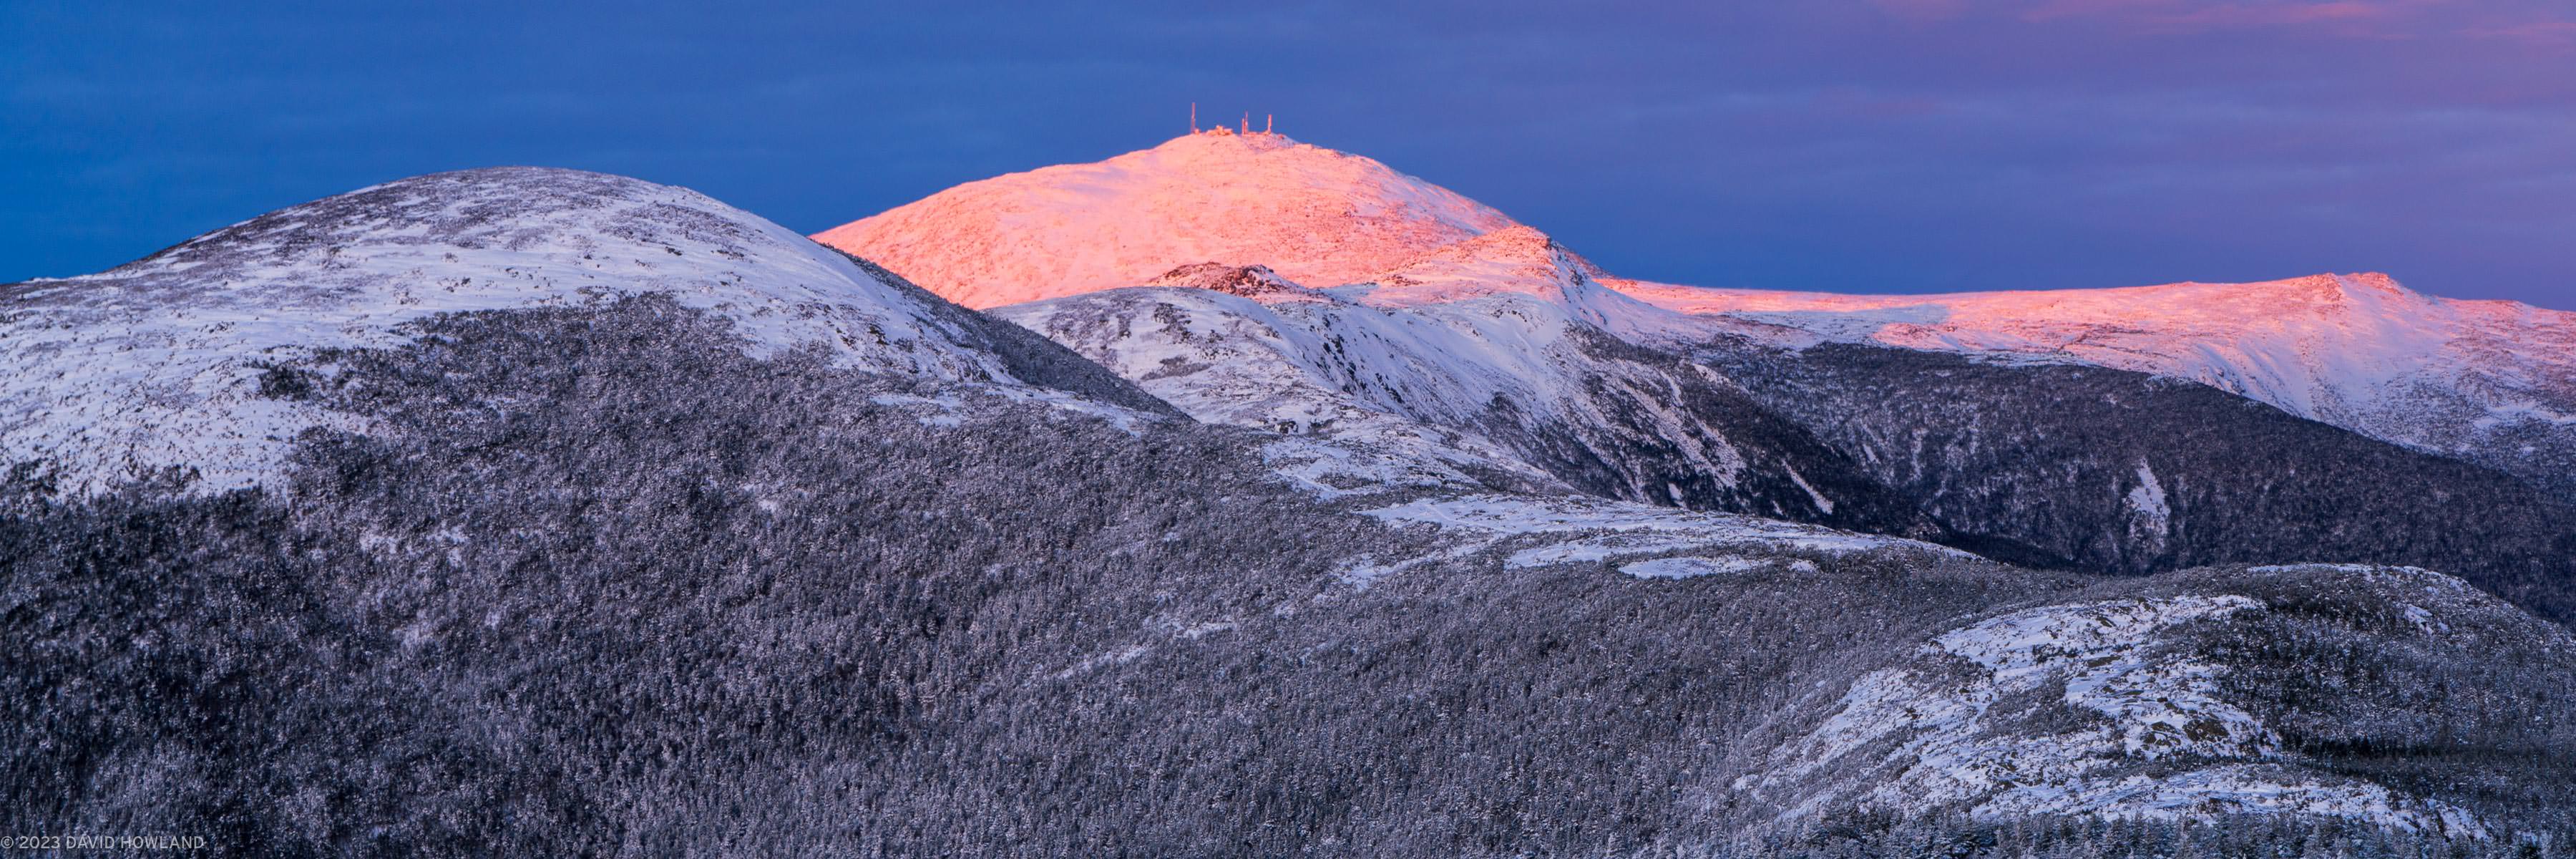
[5,0,2572,306]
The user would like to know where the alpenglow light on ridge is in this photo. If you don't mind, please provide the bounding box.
[812,131,1517,309]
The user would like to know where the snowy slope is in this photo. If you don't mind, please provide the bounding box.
[1732,563,2562,835]
[1610,273,2576,495]
[992,281,1571,494]
[827,131,2576,593]
[994,234,1914,528]
[1742,591,2490,835]
[1337,490,1968,590]
[1,168,1035,495]
[813,129,1519,309]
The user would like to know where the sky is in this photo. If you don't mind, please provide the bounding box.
[5,0,2573,306]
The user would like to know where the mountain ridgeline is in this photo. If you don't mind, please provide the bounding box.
[4,141,2573,855]
[834,131,2576,624]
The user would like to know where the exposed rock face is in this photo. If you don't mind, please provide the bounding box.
[1143,262,1324,299]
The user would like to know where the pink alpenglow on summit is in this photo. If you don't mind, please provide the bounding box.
[812,130,1516,309]
[824,131,2576,501]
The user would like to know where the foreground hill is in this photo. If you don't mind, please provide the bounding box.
[6,168,2572,855]
[0,167,1179,497]
[9,296,2570,857]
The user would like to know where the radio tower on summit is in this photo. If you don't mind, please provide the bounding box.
[1186,105,1276,136]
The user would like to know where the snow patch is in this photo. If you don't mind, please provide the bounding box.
[2472,400,2576,430]
[1351,493,1966,588]
[2125,461,2168,525]
[1619,555,1764,580]
[1260,437,1503,501]
[1365,494,1962,558]
[868,392,969,428]
[1050,644,1154,680]
[1783,465,1835,515]
[2122,460,2171,553]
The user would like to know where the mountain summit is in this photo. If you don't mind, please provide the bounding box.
[813,131,1516,308]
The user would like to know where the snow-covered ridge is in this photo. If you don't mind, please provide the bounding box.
[993,266,1816,517]
[814,131,1519,309]
[1611,273,2576,492]
[1337,225,1706,342]
[1332,492,1964,589]
[1737,591,2489,837]
[2,167,1018,495]
[997,283,1548,442]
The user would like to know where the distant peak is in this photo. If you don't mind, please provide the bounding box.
[815,132,1519,309]
[102,166,740,280]
[390,164,635,185]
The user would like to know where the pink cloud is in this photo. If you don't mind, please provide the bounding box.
[2463,20,2576,46]
[1860,0,2468,35]
[1864,0,2576,49]
[2023,0,2414,29]
[1867,0,2434,31]
[2157,1,2392,26]
[2021,0,2183,21]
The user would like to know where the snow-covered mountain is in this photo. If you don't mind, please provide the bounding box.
[0,167,1136,495]
[9,160,2575,853]
[1611,273,2576,498]
[825,132,2576,607]
[813,129,1518,309]
[995,228,1931,533]
[824,131,2575,510]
